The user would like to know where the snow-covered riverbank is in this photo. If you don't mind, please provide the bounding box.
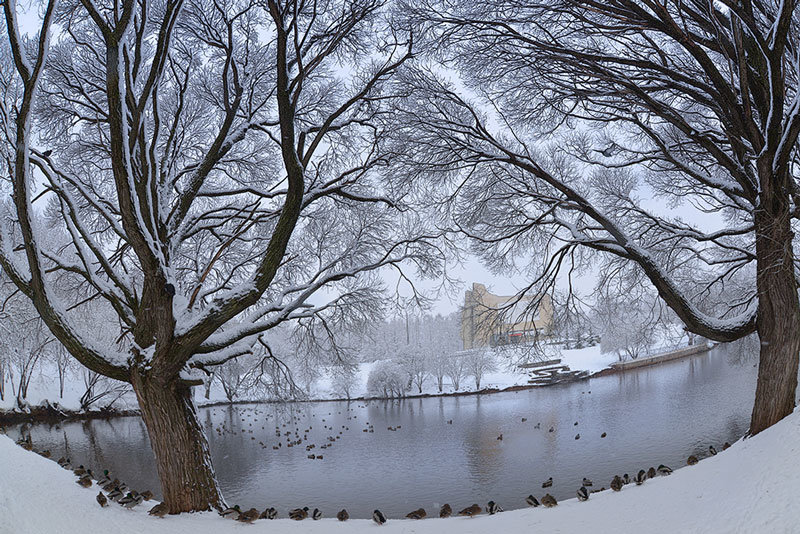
[2,407,798,533]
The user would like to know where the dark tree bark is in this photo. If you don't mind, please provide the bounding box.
[132,372,223,513]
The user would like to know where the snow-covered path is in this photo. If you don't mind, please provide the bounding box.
[2,408,799,533]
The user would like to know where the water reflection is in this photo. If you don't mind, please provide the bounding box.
[6,347,758,519]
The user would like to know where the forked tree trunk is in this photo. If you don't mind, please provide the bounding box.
[750,193,800,435]
[132,373,224,513]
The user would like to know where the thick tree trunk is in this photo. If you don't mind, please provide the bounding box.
[750,204,800,435]
[132,373,224,513]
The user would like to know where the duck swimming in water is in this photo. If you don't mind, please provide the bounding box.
[582,477,593,487]
[542,477,553,488]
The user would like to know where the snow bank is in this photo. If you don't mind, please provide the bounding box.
[2,408,799,533]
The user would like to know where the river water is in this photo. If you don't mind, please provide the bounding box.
[6,347,759,519]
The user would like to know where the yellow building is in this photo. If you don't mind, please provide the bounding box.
[460,283,553,350]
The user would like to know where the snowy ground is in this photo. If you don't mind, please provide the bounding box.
[2,407,798,533]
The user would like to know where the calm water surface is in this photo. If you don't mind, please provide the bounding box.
[7,347,759,518]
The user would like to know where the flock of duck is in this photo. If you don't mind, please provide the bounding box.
[13,403,734,524]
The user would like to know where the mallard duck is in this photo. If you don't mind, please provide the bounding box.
[97,470,111,486]
[140,490,154,501]
[657,464,673,475]
[312,508,322,520]
[601,432,607,438]
[220,505,241,519]
[525,495,540,507]
[57,456,69,467]
[458,504,481,517]
[406,508,426,519]
[119,492,144,509]
[439,503,452,517]
[149,502,168,517]
[96,492,108,507]
[687,455,699,465]
[486,501,503,514]
[260,507,277,519]
[622,473,630,485]
[647,467,657,479]
[542,477,553,488]
[541,494,557,507]
[577,486,589,501]
[497,434,503,441]
[337,509,349,521]
[38,449,51,458]
[722,441,731,451]
[237,508,260,523]
[76,475,92,488]
[610,475,623,492]
[582,477,593,486]
[107,487,125,502]
[373,509,387,525]
[575,433,580,440]
[708,445,717,456]
[289,507,309,520]
[635,469,646,485]
[73,465,87,477]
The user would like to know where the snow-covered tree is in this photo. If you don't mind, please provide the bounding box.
[0,0,439,512]
[366,360,409,398]
[396,0,800,435]
[463,348,497,390]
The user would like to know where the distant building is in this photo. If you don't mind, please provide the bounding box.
[460,283,553,350]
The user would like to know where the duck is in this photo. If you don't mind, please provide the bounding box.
[101,478,119,492]
[458,504,482,517]
[647,467,657,479]
[722,441,731,451]
[709,445,717,456]
[497,434,503,441]
[96,492,108,507]
[140,490,154,501]
[541,494,557,507]
[582,477,593,487]
[439,503,452,518]
[657,464,673,475]
[406,508,426,519]
[237,508,260,523]
[149,502,169,517]
[635,469,646,485]
[373,509,387,525]
[107,487,125,502]
[289,507,309,520]
[542,477,553,488]
[549,427,554,432]
[57,457,70,468]
[97,470,111,486]
[73,465,87,477]
[610,475,623,492]
[575,433,580,440]
[525,495,540,507]
[576,486,589,501]
[220,505,241,519]
[622,473,630,485]
[687,455,699,465]
[534,423,541,429]
[486,501,503,515]
[601,432,607,438]
[337,509,349,521]
[76,475,93,488]
[312,508,322,520]
[119,492,144,509]
[260,507,277,519]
